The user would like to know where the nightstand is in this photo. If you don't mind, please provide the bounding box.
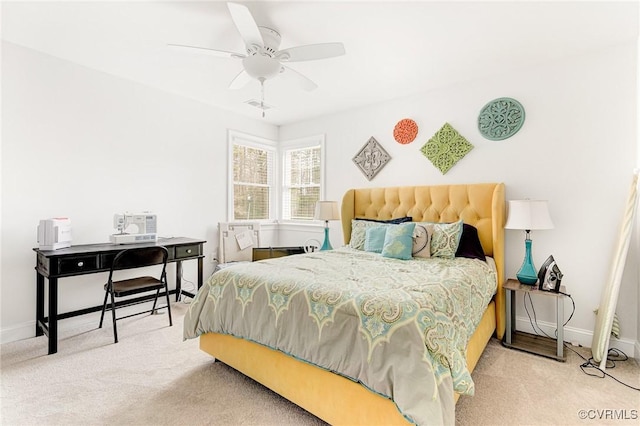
[503,278,567,362]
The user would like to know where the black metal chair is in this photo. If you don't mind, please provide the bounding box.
[99,246,172,343]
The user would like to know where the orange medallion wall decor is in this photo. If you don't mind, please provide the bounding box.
[393,118,418,144]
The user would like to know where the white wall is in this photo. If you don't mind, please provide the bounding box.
[280,43,639,355]
[0,41,278,342]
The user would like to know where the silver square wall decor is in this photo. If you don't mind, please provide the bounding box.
[352,137,391,181]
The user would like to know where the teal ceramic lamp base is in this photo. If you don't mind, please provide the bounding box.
[517,238,538,285]
[320,223,333,251]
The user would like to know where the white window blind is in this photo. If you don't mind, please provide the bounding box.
[230,136,275,221]
[282,144,322,221]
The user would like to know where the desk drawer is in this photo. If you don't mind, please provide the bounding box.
[58,255,99,275]
[100,252,117,269]
[175,244,201,259]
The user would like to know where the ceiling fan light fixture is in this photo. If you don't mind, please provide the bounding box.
[242,55,281,80]
[170,2,345,96]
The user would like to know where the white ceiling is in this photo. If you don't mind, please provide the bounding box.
[2,1,638,126]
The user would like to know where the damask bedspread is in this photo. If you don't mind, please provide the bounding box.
[183,247,497,425]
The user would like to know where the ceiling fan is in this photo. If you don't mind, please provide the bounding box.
[168,2,345,98]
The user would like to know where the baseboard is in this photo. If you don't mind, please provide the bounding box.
[514,317,637,360]
[0,313,100,345]
[1,321,38,344]
[0,301,164,345]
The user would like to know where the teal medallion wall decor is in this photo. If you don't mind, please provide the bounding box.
[478,97,525,140]
[420,123,473,175]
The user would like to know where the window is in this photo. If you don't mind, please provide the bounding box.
[282,136,325,221]
[228,131,324,223]
[228,131,276,221]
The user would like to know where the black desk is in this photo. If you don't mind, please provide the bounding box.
[34,237,206,354]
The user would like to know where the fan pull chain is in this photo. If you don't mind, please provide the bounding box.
[259,77,266,118]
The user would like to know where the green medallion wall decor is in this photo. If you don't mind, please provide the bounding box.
[478,97,525,140]
[353,136,391,181]
[420,123,473,175]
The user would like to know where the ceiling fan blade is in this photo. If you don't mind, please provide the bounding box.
[281,66,318,91]
[167,43,245,59]
[228,69,252,90]
[276,42,345,62]
[227,2,264,48]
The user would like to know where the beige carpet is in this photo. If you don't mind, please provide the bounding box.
[1,301,638,425]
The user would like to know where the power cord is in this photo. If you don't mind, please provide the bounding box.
[524,292,639,392]
[179,277,196,304]
[564,344,640,392]
[523,291,575,340]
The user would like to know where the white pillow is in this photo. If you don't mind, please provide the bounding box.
[412,223,433,258]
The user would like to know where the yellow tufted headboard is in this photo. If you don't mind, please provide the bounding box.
[341,183,506,338]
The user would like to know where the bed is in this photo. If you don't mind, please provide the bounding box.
[184,183,505,425]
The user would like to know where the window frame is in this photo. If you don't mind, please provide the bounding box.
[279,134,326,224]
[227,131,325,225]
[227,130,278,223]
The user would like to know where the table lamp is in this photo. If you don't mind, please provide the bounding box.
[505,199,554,285]
[315,201,340,251]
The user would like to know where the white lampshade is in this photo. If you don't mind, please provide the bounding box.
[505,200,554,231]
[314,201,340,221]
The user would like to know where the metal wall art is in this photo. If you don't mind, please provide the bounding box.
[352,136,391,181]
[478,97,525,140]
[393,118,418,144]
[420,123,473,175]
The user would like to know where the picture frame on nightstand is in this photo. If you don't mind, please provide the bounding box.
[538,255,563,293]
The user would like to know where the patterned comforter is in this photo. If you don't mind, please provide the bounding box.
[183,247,497,425]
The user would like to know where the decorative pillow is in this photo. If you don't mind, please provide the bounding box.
[412,223,433,258]
[364,226,388,253]
[429,220,463,258]
[455,223,486,262]
[381,222,416,260]
[349,217,412,250]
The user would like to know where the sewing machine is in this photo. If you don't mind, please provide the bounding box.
[109,213,157,244]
